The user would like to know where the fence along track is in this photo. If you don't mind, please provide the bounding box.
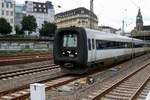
[81,62,150,100]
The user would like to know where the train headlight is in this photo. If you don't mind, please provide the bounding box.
[67,51,71,54]
[62,52,65,55]
[75,52,77,55]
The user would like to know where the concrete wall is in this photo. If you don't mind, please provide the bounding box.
[0,40,53,51]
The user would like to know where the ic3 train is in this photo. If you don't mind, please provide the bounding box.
[54,27,150,74]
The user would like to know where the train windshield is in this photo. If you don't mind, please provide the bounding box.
[63,34,77,47]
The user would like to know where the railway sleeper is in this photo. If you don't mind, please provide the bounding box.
[112,89,134,94]
[115,86,137,91]
[136,98,146,100]
[143,87,150,91]
[120,82,141,86]
[108,91,133,97]
[117,85,139,89]
[138,94,147,99]
[103,94,129,100]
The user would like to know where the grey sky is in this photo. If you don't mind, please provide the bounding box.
[16,0,150,32]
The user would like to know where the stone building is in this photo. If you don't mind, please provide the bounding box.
[131,9,150,41]
[25,1,55,30]
[55,7,98,29]
[0,0,15,34]
[136,9,143,31]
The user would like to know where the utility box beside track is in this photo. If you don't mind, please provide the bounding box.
[30,83,45,100]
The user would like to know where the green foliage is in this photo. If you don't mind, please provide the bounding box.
[21,48,33,53]
[21,15,37,33]
[39,21,57,37]
[48,48,53,53]
[15,25,24,35]
[0,17,12,35]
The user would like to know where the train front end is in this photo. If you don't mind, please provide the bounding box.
[53,27,88,73]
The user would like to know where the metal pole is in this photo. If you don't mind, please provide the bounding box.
[131,35,134,65]
[90,0,94,29]
[122,20,125,35]
[90,0,94,12]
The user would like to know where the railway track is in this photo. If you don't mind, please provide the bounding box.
[0,54,52,66]
[0,64,103,100]
[0,64,59,80]
[0,64,61,99]
[0,75,79,100]
[81,62,150,100]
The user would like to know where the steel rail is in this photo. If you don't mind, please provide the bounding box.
[92,62,150,100]
[0,64,59,80]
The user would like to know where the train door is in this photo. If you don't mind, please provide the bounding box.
[91,39,96,62]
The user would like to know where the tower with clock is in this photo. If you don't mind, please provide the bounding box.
[136,8,143,31]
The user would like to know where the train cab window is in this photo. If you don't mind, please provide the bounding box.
[92,39,95,49]
[88,39,91,50]
[63,34,77,47]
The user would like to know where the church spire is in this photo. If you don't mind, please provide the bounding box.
[136,8,143,31]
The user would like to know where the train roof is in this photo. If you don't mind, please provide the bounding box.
[57,27,149,44]
[84,28,146,43]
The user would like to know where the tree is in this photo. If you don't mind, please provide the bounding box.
[0,17,12,35]
[39,21,57,37]
[15,25,24,35]
[21,15,37,33]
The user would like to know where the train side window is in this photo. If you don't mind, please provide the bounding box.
[88,39,91,50]
[92,39,95,49]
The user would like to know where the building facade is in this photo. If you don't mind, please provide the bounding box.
[136,9,143,31]
[0,0,15,34]
[15,4,25,28]
[55,7,98,29]
[131,9,150,41]
[25,1,55,30]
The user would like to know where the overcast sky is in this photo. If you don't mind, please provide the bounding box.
[16,0,150,32]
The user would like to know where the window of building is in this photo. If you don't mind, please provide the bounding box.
[78,21,81,24]
[33,4,36,7]
[10,3,13,8]
[2,10,4,15]
[6,11,9,16]
[34,8,37,12]
[38,4,41,7]
[43,5,45,8]
[39,9,42,12]
[81,10,84,14]
[11,11,13,16]
[6,3,9,8]
[2,2,4,8]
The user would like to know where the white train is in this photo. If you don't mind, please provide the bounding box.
[53,27,150,74]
